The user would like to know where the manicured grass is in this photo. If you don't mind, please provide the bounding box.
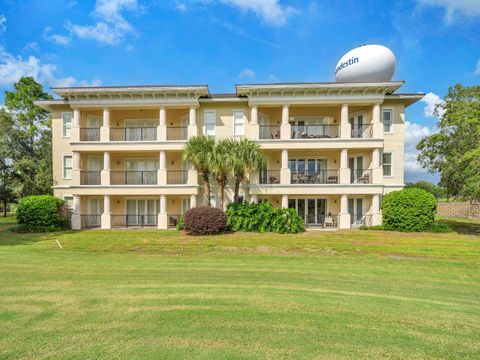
[1,217,479,359]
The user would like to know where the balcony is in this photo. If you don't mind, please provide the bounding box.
[351,214,372,228]
[167,170,188,184]
[291,170,339,184]
[291,125,339,139]
[167,126,188,141]
[259,125,281,140]
[350,169,373,184]
[110,127,157,141]
[111,214,158,227]
[351,124,373,138]
[110,171,158,185]
[80,171,101,185]
[80,127,100,141]
[305,214,339,228]
[259,170,280,184]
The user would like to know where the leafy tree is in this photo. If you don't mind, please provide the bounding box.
[183,136,215,207]
[405,180,445,199]
[229,138,266,203]
[0,126,17,217]
[210,139,233,210]
[417,84,480,202]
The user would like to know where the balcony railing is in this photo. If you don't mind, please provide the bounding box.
[167,170,188,184]
[110,127,157,141]
[351,124,373,138]
[259,170,280,184]
[259,125,281,139]
[110,171,158,185]
[305,214,339,228]
[350,169,373,184]
[290,170,339,184]
[291,125,339,139]
[111,214,158,228]
[167,126,188,140]
[80,171,101,185]
[81,214,101,228]
[350,214,372,228]
[80,127,100,141]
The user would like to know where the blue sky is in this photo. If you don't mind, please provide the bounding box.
[1,0,479,182]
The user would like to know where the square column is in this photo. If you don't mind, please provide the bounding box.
[72,108,80,142]
[339,149,350,184]
[372,148,382,183]
[158,194,168,229]
[280,149,290,184]
[72,152,80,186]
[190,194,197,208]
[250,194,258,203]
[101,195,111,229]
[71,195,81,230]
[187,107,198,139]
[250,105,259,140]
[280,105,291,140]
[158,151,167,185]
[101,152,110,186]
[371,194,382,226]
[339,194,350,229]
[340,104,351,139]
[372,103,382,138]
[187,164,198,185]
[249,170,259,185]
[157,107,167,141]
[281,194,289,209]
[100,108,110,142]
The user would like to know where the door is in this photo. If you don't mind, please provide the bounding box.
[88,198,103,226]
[349,156,364,183]
[348,198,364,226]
[125,120,156,140]
[88,116,101,128]
[181,198,191,214]
[126,199,158,226]
[350,113,365,138]
[88,156,102,171]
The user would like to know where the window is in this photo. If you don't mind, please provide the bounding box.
[383,152,392,176]
[64,196,74,209]
[382,108,393,133]
[63,155,73,179]
[233,110,245,136]
[62,112,72,137]
[204,110,216,136]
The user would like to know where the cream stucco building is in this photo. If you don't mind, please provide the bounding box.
[36,81,422,230]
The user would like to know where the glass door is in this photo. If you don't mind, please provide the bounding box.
[88,198,103,226]
[348,198,364,226]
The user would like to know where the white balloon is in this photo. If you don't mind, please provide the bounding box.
[335,45,396,82]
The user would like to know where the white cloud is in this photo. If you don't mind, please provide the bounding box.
[238,68,255,79]
[474,58,480,76]
[67,0,138,45]
[0,46,101,88]
[404,121,433,173]
[43,27,70,45]
[420,92,444,118]
[417,0,480,24]
[220,0,297,26]
[23,42,40,52]
[176,1,187,11]
[0,14,6,32]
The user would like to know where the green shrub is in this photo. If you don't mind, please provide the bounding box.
[16,195,70,231]
[184,207,227,235]
[382,188,436,232]
[176,216,184,231]
[227,202,304,234]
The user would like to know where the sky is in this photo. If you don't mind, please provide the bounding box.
[0,0,479,183]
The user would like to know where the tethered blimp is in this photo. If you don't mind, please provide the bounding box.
[335,44,396,82]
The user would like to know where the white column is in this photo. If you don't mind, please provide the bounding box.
[71,195,81,230]
[340,104,351,139]
[158,151,167,185]
[101,195,111,229]
[72,152,80,185]
[158,194,168,229]
[72,108,80,142]
[188,106,197,139]
[101,151,110,186]
[280,105,291,140]
[100,108,110,142]
[371,194,382,226]
[339,149,350,184]
[249,170,259,185]
[372,103,382,138]
[250,105,259,140]
[339,194,350,229]
[280,149,290,184]
[157,107,167,141]
[190,194,197,208]
[281,194,289,209]
[187,164,198,185]
[372,148,382,183]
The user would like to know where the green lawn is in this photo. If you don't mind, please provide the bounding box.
[1,216,479,359]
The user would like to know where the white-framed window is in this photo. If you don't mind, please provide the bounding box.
[382,108,393,133]
[63,196,74,209]
[233,110,245,136]
[382,152,392,176]
[204,110,216,136]
[62,112,73,138]
[63,154,73,179]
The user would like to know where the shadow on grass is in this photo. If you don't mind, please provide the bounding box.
[436,217,480,236]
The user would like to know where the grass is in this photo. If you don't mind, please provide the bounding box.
[1,215,479,359]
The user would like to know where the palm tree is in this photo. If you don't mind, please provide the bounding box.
[210,138,234,210]
[230,138,266,203]
[183,136,215,207]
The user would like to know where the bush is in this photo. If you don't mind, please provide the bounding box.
[382,188,436,232]
[227,202,305,234]
[176,216,184,231]
[16,195,70,231]
[184,206,227,235]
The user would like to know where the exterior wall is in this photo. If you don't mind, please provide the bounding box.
[197,102,250,138]
[437,202,480,220]
[382,102,405,187]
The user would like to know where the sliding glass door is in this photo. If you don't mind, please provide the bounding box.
[126,199,159,226]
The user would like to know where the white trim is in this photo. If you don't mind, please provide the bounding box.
[203,110,216,136]
[233,109,245,137]
[382,107,394,134]
[62,112,73,138]
[62,153,73,180]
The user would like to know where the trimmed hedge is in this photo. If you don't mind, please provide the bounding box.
[382,188,436,232]
[227,202,305,234]
[16,195,70,232]
[184,206,227,235]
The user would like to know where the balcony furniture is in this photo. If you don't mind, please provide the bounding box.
[358,173,370,183]
[269,176,279,184]
[326,176,338,184]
